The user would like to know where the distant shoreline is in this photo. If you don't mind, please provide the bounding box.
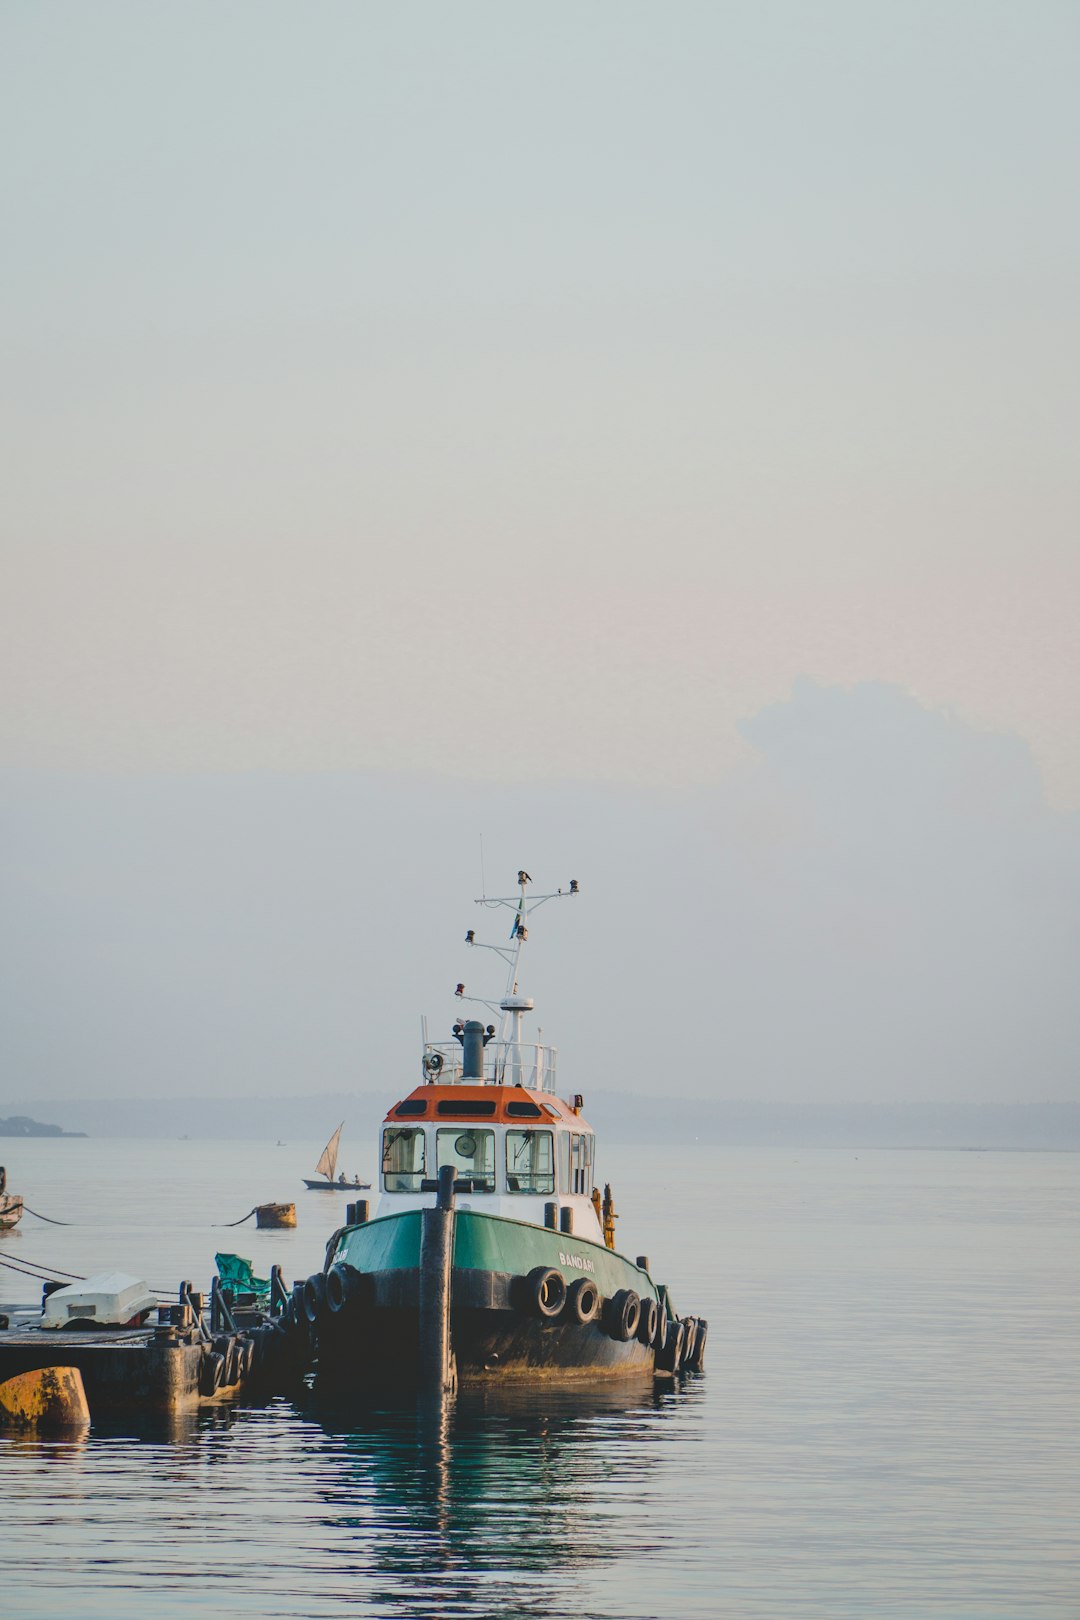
[0,1114,87,1139]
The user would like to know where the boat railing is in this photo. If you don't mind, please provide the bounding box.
[422,1040,558,1093]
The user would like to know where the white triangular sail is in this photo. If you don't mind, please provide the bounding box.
[314,1122,344,1182]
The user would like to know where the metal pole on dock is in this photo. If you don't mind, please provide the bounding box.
[418,1164,456,1394]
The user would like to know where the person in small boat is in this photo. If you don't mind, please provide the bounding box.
[353,1174,362,1186]
[338,1171,346,1185]
[0,1167,5,1194]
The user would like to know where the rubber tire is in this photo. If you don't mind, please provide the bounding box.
[685,1317,708,1371]
[655,1318,685,1373]
[200,1351,226,1395]
[637,1296,659,1346]
[564,1277,600,1325]
[526,1266,566,1320]
[682,1318,698,1366]
[326,1262,366,1315]
[302,1272,328,1325]
[603,1289,641,1342]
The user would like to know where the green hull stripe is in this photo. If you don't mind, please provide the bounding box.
[335,1209,657,1301]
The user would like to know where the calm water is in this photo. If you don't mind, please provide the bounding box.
[2,1138,1078,1618]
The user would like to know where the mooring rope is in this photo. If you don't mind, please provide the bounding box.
[0,1253,85,1283]
[214,1207,257,1227]
[21,1204,73,1226]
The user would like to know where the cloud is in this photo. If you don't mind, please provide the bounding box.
[1,682,1076,1108]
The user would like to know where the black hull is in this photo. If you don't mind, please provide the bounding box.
[313,1262,656,1391]
[303,1180,371,1191]
[316,1303,654,1389]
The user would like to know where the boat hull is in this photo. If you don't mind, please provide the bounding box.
[314,1208,662,1389]
[302,1180,370,1191]
[0,1195,23,1232]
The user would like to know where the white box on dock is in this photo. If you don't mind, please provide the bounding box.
[40,1272,158,1330]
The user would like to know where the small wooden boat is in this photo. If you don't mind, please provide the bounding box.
[0,1167,22,1232]
[302,1123,370,1191]
[255,1202,296,1230]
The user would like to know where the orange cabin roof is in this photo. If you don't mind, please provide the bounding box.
[384,1084,588,1128]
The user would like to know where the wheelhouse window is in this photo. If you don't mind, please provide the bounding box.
[382,1127,426,1191]
[506,1128,555,1195]
[436,1128,496,1191]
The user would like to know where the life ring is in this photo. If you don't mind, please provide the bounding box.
[302,1272,328,1325]
[603,1288,641,1342]
[637,1296,659,1346]
[564,1277,600,1325]
[523,1266,566,1320]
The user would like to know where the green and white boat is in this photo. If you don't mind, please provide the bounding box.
[306,872,705,1392]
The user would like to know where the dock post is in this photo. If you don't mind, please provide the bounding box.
[418,1164,456,1394]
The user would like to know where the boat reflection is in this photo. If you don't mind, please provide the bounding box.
[302,1375,687,1617]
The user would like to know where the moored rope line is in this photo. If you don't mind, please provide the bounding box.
[22,1205,73,1226]
[214,1207,257,1228]
[0,1254,86,1283]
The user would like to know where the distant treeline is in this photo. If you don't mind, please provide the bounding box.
[0,1113,87,1138]
[4,1093,1080,1149]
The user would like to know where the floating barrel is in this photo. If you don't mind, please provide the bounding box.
[0,1367,89,1430]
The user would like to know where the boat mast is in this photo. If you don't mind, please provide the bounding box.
[466,871,579,1084]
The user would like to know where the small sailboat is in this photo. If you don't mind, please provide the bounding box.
[303,1124,369,1191]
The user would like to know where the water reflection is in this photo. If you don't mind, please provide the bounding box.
[301,1376,684,1618]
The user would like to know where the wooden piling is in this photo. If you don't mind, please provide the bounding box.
[418,1164,456,1393]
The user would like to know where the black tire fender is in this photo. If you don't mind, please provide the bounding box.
[637,1296,659,1346]
[326,1262,366,1315]
[224,1338,243,1386]
[524,1266,566,1320]
[655,1317,685,1373]
[302,1272,328,1325]
[603,1288,641,1342]
[685,1317,708,1371]
[564,1276,600,1325]
[200,1351,226,1395]
[681,1318,698,1365]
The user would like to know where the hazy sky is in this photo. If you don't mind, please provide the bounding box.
[3,3,1079,795]
[2,7,1079,1110]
